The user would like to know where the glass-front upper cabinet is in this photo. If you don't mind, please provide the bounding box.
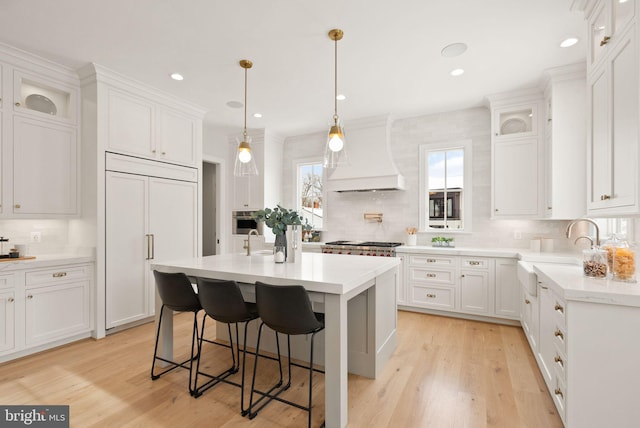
[589,0,636,68]
[614,0,635,37]
[13,70,77,124]
[493,104,537,139]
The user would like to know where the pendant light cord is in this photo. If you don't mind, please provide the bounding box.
[334,36,338,124]
[243,65,248,138]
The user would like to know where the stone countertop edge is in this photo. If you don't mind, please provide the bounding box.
[0,254,95,271]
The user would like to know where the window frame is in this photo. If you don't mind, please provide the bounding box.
[419,139,473,232]
[294,157,326,231]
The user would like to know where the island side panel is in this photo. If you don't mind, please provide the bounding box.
[324,292,348,428]
[374,266,398,377]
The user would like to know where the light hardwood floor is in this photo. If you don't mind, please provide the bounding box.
[0,310,562,427]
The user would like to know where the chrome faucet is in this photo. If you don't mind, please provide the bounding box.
[566,218,600,247]
[245,229,260,256]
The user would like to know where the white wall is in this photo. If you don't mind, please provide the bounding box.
[282,107,575,251]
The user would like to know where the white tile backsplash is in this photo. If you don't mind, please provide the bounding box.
[0,220,70,255]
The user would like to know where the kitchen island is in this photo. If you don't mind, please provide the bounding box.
[151,252,400,428]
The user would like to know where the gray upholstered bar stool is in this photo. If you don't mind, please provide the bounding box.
[248,281,325,428]
[150,270,202,395]
[193,278,259,416]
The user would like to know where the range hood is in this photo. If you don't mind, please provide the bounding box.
[326,115,405,192]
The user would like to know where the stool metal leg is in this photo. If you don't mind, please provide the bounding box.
[192,316,238,398]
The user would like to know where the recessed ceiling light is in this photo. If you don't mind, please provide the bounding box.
[441,43,468,58]
[253,113,262,118]
[560,37,579,48]
[170,73,184,81]
[450,68,465,77]
[336,94,346,101]
[226,101,243,108]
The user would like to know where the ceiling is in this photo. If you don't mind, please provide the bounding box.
[0,0,586,137]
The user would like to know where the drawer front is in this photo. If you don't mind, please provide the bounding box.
[0,273,14,289]
[552,296,567,328]
[553,374,567,422]
[409,267,456,285]
[25,264,91,287]
[410,285,455,310]
[553,347,567,382]
[460,257,490,270]
[552,324,567,355]
[408,255,457,268]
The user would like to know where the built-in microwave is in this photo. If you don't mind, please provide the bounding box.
[232,211,263,235]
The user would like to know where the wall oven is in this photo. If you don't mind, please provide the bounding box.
[232,211,263,235]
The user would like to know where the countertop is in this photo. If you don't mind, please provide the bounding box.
[151,252,400,295]
[0,254,95,271]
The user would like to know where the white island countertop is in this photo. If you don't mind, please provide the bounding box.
[151,252,400,296]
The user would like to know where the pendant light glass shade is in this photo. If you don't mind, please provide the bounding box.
[323,29,347,168]
[234,60,258,176]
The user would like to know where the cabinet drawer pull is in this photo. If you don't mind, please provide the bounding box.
[600,36,611,46]
[426,258,436,263]
[554,388,564,399]
[8,297,14,303]
[554,329,564,340]
[461,274,465,278]
[468,261,481,266]
[600,194,611,200]
[524,299,531,304]
[15,102,20,107]
[426,273,436,278]
[426,293,437,298]
[27,294,33,299]
[554,355,564,367]
[554,304,564,314]
[152,149,156,154]
[14,204,21,209]
[52,272,67,278]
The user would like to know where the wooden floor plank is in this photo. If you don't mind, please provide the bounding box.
[0,310,562,427]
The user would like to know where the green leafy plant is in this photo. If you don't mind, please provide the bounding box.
[252,205,311,236]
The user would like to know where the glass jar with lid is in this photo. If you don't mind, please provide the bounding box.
[583,248,608,278]
[602,235,636,283]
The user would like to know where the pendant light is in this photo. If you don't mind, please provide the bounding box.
[234,59,258,176]
[324,29,347,168]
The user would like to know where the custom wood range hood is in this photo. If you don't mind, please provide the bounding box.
[326,115,405,192]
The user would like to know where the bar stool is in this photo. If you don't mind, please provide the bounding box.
[150,270,202,395]
[248,281,325,428]
[193,278,259,415]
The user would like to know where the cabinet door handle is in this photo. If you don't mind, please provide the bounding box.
[27,294,33,299]
[52,272,67,278]
[600,36,611,46]
[461,274,465,278]
[554,304,564,314]
[426,273,436,278]
[426,258,436,263]
[524,299,531,304]
[161,151,166,155]
[14,204,20,209]
[145,234,151,260]
[554,355,564,367]
[554,329,564,340]
[600,194,611,200]
[554,388,564,399]
[7,297,14,303]
[426,293,437,298]
[152,149,156,154]
[150,234,155,260]
[14,102,20,107]
[469,261,481,266]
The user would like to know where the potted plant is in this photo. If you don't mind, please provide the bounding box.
[253,205,311,261]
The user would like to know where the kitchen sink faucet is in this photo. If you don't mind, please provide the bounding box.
[566,218,600,247]
[245,229,260,256]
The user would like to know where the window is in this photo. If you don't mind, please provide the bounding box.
[297,161,324,229]
[420,140,472,231]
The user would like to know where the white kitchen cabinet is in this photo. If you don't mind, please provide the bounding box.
[459,257,492,315]
[106,88,199,167]
[0,48,80,219]
[397,255,406,305]
[536,282,556,387]
[401,251,519,322]
[587,0,635,70]
[105,155,197,329]
[542,64,587,219]
[488,91,545,219]
[12,116,77,215]
[24,265,91,346]
[0,287,15,354]
[521,287,539,351]
[494,258,520,319]
[587,25,639,215]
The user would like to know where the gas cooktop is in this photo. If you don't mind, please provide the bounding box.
[324,241,403,248]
